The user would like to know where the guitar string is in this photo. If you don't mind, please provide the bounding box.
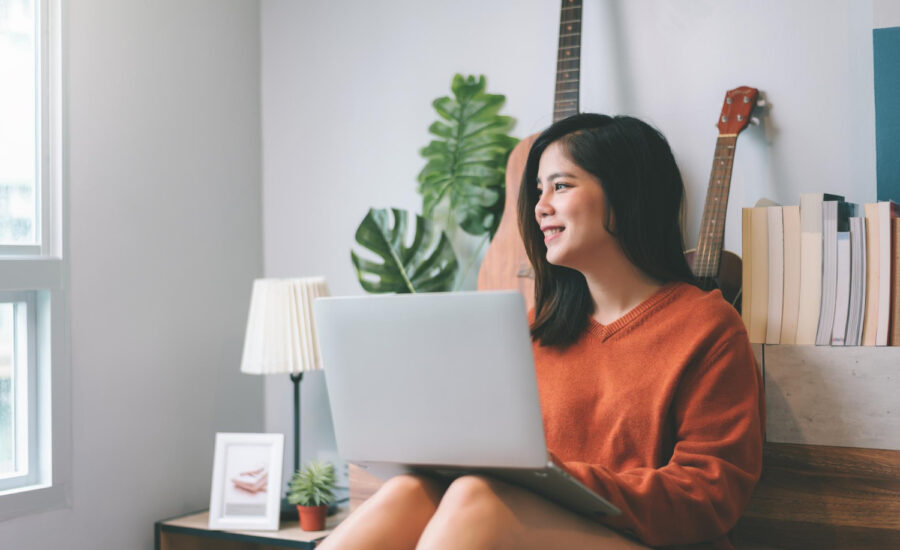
[700,138,733,277]
[698,137,735,278]
[554,1,582,121]
[698,140,723,277]
[707,137,736,277]
[700,139,726,276]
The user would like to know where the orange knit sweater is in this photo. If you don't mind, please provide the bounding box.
[532,282,764,550]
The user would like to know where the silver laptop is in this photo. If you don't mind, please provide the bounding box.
[314,290,620,519]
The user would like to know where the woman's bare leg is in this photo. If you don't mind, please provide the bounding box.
[317,474,446,550]
[415,475,650,550]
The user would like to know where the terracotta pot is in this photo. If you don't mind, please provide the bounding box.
[296,504,328,531]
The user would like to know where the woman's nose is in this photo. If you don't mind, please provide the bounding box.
[535,192,553,219]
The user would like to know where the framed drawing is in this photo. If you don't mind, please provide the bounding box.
[209,432,284,531]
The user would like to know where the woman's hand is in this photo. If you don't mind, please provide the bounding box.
[548,449,565,468]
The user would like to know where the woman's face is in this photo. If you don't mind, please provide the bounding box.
[535,141,614,271]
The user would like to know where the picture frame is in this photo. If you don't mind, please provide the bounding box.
[209,432,284,531]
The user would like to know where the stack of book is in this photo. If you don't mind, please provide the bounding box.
[741,195,900,346]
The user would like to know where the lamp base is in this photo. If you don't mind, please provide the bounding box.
[279,496,297,521]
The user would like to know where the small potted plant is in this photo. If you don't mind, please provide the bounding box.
[287,460,337,531]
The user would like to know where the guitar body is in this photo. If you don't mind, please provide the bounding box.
[477,135,536,310]
[684,248,742,311]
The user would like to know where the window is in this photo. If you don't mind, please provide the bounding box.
[1,0,40,253]
[0,0,68,520]
[0,293,38,491]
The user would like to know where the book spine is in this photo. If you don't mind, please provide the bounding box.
[796,194,832,345]
[862,204,880,346]
[749,207,769,344]
[766,207,784,344]
[891,218,900,345]
[876,201,899,345]
[816,202,839,345]
[780,206,802,344]
[845,217,867,346]
[742,208,752,334]
[831,232,851,345]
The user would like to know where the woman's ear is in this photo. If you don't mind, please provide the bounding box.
[604,203,616,234]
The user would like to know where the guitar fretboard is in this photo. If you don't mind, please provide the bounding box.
[553,0,582,122]
[693,135,738,278]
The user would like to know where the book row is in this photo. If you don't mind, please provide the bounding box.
[741,195,900,346]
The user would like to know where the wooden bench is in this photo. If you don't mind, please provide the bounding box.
[734,443,900,549]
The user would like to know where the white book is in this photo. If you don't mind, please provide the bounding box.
[797,193,844,344]
[766,206,784,344]
[845,217,867,346]
[817,201,856,345]
[861,204,879,346]
[780,206,801,344]
[748,207,769,343]
[875,201,900,345]
[831,232,851,345]
[816,201,840,345]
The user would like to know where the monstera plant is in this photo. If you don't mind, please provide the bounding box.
[351,75,518,293]
[351,208,458,293]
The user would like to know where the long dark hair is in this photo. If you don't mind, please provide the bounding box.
[517,113,696,348]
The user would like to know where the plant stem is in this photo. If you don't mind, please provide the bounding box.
[454,234,490,291]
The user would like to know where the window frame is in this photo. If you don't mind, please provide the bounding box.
[0,292,38,491]
[0,0,70,521]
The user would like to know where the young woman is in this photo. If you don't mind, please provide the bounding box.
[318,114,764,550]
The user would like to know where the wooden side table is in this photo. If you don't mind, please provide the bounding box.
[155,509,348,550]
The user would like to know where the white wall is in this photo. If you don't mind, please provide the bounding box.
[874,0,900,28]
[261,0,879,475]
[0,1,264,549]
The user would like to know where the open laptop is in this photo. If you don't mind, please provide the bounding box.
[313,290,620,519]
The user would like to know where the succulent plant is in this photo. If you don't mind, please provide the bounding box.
[286,460,336,507]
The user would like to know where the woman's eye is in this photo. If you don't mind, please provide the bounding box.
[554,183,569,191]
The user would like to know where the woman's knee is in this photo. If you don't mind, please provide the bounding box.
[438,475,509,520]
[373,473,445,511]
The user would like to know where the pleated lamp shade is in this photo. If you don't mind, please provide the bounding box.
[240,277,330,375]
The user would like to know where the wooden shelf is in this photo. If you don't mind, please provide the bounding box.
[155,509,348,550]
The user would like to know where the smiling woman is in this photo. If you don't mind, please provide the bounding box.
[317,114,763,550]
[519,114,696,347]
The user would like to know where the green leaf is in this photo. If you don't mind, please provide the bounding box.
[418,74,518,238]
[351,208,459,293]
[286,461,337,507]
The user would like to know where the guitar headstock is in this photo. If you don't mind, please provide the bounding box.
[717,86,760,136]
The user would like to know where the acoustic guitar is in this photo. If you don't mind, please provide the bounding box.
[684,86,764,312]
[477,0,583,310]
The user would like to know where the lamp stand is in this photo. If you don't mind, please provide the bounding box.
[280,372,304,520]
[291,372,303,472]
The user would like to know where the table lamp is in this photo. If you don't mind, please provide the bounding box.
[239,276,330,498]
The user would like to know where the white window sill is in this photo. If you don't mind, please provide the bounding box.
[0,482,70,522]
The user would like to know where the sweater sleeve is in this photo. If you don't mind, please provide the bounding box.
[556,331,764,547]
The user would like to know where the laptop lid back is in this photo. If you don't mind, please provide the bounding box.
[314,291,548,469]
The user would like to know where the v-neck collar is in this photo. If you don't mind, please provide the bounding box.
[586,282,683,342]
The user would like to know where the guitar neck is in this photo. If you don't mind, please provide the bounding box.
[694,135,738,278]
[553,0,582,122]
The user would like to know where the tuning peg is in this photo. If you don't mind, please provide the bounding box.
[750,116,761,126]
[757,99,767,108]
